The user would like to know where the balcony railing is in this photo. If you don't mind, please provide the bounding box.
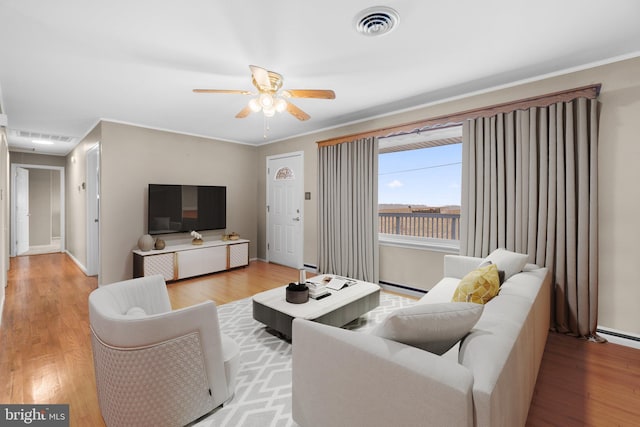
[378,212,460,240]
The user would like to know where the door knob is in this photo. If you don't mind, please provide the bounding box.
[293,217,300,221]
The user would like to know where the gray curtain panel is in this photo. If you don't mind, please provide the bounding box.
[460,98,600,339]
[318,137,379,283]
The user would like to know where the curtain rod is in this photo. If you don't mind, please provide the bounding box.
[317,83,601,147]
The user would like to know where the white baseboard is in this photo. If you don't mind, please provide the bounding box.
[597,326,640,350]
[0,292,4,328]
[65,250,88,275]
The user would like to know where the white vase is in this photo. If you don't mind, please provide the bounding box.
[138,234,154,251]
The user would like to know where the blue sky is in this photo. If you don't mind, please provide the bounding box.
[378,143,462,206]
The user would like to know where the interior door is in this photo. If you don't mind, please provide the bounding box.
[15,167,29,255]
[267,153,303,268]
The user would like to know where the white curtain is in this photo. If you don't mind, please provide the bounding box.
[317,137,379,283]
[461,98,600,339]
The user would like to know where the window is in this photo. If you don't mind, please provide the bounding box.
[378,125,462,251]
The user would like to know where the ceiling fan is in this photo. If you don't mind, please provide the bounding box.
[193,65,335,121]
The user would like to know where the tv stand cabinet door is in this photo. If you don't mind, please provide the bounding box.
[177,246,227,279]
[138,253,175,281]
[228,242,249,268]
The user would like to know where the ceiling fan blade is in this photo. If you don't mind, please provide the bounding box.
[286,101,311,121]
[235,105,252,118]
[282,89,336,99]
[193,89,252,95]
[249,65,272,91]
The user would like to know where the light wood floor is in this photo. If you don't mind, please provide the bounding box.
[1,253,638,426]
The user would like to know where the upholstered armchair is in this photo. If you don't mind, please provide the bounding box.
[89,275,239,427]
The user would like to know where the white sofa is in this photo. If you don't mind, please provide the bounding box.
[292,255,551,427]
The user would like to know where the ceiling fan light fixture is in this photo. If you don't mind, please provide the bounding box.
[248,98,262,112]
[274,98,287,113]
[193,64,334,126]
[354,6,400,37]
[259,93,274,108]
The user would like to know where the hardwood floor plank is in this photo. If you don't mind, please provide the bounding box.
[527,332,640,426]
[1,253,639,427]
[1,254,102,426]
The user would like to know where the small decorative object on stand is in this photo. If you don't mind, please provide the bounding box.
[138,234,154,251]
[191,231,203,245]
[286,282,309,304]
[222,232,240,241]
[154,238,166,250]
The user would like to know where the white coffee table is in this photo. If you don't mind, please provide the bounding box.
[252,276,380,339]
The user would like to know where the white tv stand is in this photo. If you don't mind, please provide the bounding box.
[133,239,249,281]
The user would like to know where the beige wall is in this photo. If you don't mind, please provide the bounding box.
[98,121,258,284]
[595,60,640,334]
[65,125,101,271]
[51,172,60,237]
[9,151,66,168]
[257,57,640,335]
[28,168,52,246]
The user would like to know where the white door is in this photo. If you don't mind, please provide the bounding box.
[86,144,100,276]
[16,167,29,255]
[267,152,303,268]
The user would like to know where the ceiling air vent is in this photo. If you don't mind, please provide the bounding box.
[354,6,400,37]
[14,129,75,143]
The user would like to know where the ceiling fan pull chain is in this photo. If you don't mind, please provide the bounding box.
[263,115,269,139]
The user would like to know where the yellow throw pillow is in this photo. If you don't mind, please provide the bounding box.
[452,263,500,304]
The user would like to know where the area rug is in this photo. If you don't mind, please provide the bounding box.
[192,292,415,427]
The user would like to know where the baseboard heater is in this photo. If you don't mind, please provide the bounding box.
[379,280,427,295]
[303,269,428,296]
[596,328,640,343]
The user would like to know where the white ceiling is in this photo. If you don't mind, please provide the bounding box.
[1,0,640,156]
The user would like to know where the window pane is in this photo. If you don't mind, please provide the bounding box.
[378,141,461,241]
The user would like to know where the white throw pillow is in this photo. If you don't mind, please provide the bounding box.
[125,306,147,317]
[484,248,528,281]
[371,302,484,355]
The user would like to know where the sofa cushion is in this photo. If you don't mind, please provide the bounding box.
[452,263,500,304]
[371,302,484,355]
[480,259,506,286]
[419,277,460,304]
[125,306,147,317]
[497,268,547,301]
[484,248,528,280]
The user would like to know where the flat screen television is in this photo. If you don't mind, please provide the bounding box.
[148,184,226,235]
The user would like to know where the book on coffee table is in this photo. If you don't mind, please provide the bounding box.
[307,281,329,299]
[326,277,348,290]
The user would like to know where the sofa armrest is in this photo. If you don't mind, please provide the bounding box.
[292,319,474,427]
[444,255,483,279]
[90,300,221,348]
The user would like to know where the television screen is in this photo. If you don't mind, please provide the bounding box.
[148,184,226,235]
